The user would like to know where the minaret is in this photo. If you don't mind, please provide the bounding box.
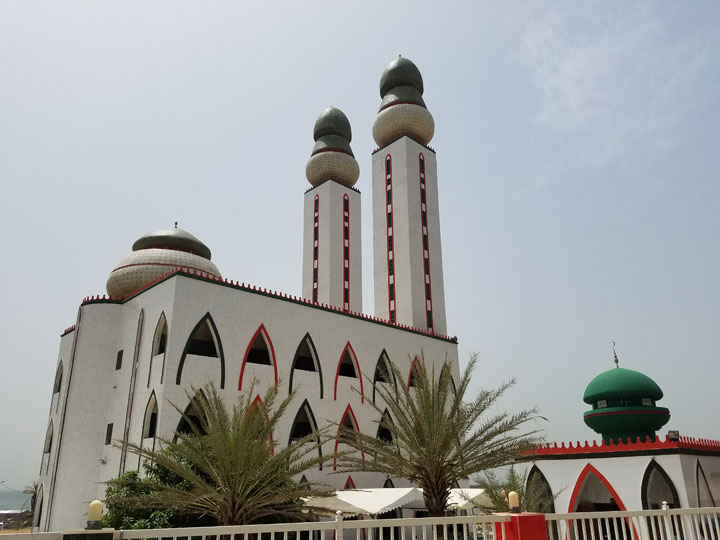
[303,107,362,312]
[371,57,447,334]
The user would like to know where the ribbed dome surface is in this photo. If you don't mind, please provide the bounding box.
[583,367,664,403]
[133,228,212,260]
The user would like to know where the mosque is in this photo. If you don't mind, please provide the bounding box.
[519,349,720,513]
[34,57,463,532]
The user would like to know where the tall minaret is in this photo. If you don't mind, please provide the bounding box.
[303,107,362,312]
[371,57,447,334]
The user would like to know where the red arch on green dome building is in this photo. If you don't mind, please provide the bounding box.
[568,463,628,512]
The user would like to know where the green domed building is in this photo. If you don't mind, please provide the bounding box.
[583,366,670,444]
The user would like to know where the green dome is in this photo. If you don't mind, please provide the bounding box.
[583,367,664,404]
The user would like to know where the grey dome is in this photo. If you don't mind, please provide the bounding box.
[132,227,212,260]
[313,107,352,142]
[380,85,426,111]
[380,57,424,96]
[312,134,354,157]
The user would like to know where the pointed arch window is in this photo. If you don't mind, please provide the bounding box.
[376,409,394,445]
[151,312,168,357]
[373,350,396,404]
[344,476,357,489]
[239,324,278,391]
[142,392,159,439]
[176,313,225,389]
[440,363,457,395]
[334,404,364,470]
[289,400,322,469]
[408,356,421,389]
[569,463,629,514]
[32,485,44,530]
[526,465,556,513]
[697,462,716,507]
[176,391,207,437]
[383,478,395,488]
[289,333,323,398]
[52,362,63,394]
[43,422,53,455]
[334,342,364,402]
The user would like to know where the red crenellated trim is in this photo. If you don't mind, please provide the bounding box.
[334,342,364,402]
[80,269,458,342]
[526,434,720,457]
[238,324,279,393]
[334,404,365,470]
[60,325,76,337]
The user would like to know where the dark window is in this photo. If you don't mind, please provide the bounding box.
[344,245,349,259]
[344,267,349,281]
[52,363,63,394]
[419,157,425,174]
[427,310,433,327]
[344,289,349,303]
[387,235,393,251]
[423,235,428,250]
[388,259,394,275]
[344,227,349,240]
[390,310,396,322]
[294,352,316,372]
[386,158,391,175]
[377,423,393,444]
[424,258,430,274]
[338,350,357,378]
[247,334,271,365]
[148,412,158,438]
[422,212,427,226]
[314,197,319,211]
[425,283,431,299]
[115,350,123,370]
[312,290,318,302]
[313,246,318,259]
[387,212,392,227]
[313,227,318,241]
[389,286,395,301]
[313,267,318,281]
[187,322,218,357]
[421,190,426,204]
[387,191,392,205]
[344,198,349,211]
[105,423,113,445]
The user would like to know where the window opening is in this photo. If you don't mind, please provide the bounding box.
[239,324,278,391]
[177,313,225,388]
[43,422,53,454]
[105,423,113,445]
[152,313,168,356]
[377,410,394,444]
[338,350,357,378]
[142,393,159,439]
[115,350,123,370]
[52,362,63,394]
[187,320,218,357]
[176,392,206,437]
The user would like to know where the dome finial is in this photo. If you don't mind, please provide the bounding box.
[611,341,619,368]
[174,221,178,229]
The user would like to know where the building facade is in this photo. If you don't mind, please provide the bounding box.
[35,57,461,531]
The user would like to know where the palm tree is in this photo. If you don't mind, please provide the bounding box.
[23,481,39,513]
[335,353,543,517]
[473,465,560,513]
[123,382,330,525]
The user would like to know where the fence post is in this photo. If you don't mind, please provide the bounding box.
[493,513,548,540]
[336,511,344,540]
[661,501,676,540]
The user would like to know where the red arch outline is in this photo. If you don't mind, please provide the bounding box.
[334,404,365,470]
[238,324,278,392]
[568,463,628,512]
[334,341,364,402]
[407,356,421,389]
[344,475,357,489]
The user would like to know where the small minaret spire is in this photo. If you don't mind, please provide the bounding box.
[611,341,619,367]
[174,221,178,229]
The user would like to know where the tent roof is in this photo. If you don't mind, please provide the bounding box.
[305,487,424,516]
[447,488,490,510]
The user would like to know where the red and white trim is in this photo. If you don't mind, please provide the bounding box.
[343,194,350,311]
[313,195,319,303]
[238,324,279,392]
[418,153,433,330]
[385,155,396,323]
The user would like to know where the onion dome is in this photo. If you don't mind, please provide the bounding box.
[106,226,221,298]
[583,365,670,444]
[372,56,435,147]
[305,107,359,188]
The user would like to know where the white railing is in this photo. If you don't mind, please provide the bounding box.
[546,507,720,540]
[114,514,511,540]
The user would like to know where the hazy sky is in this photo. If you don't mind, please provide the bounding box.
[1,1,719,491]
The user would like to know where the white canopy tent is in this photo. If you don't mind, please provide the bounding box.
[447,488,490,510]
[304,488,424,516]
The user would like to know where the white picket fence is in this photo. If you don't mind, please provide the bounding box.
[7,507,720,540]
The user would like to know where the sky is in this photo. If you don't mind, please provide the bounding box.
[1,1,719,491]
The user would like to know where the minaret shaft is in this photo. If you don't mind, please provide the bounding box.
[372,137,446,334]
[303,181,362,312]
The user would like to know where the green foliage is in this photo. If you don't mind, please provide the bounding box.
[335,353,544,517]
[115,382,331,526]
[474,465,560,513]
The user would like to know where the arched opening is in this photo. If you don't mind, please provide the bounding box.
[288,400,322,470]
[334,342,364,402]
[151,312,168,357]
[52,362,63,394]
[642,461,680,509]
[176,313,225,388]
[289,333,323,398]
[142,392,159,439]
[299,474,309,486]
[570,464,627,512]
[334,404,364,470]
[440,363,457,395]
[176,391,207,437]
[373,350,396,404]
[697,462,716,507]
[383,478,395,488]
[32,484,44,530]
[41,422,53,475]
[526,465,556,513]
[239,324,278,391]
[344,476,357,489]
[408,356,421,389]
[376,409,394,445]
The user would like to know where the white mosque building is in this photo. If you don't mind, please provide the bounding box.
[34,57,463,532]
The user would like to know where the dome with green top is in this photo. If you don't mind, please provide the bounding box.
[583,365,670,444]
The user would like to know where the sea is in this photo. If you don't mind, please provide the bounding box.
[0,491,31,512]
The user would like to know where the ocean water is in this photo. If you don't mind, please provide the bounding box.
[0,491,31,512]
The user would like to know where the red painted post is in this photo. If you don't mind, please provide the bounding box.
[494,514,548,540]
